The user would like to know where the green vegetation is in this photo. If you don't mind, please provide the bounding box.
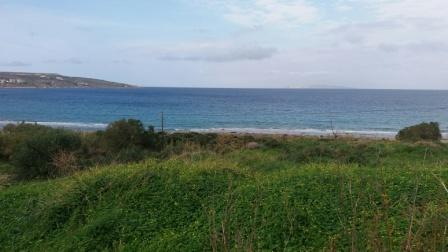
[102,119,156,152]
[0,121,220,180]
[12,128,82,179]
[0,121,447,251]
[397,122,442,142]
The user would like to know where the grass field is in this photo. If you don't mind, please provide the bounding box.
[0,136,447,251]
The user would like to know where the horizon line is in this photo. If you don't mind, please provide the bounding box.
[2,71,447,91]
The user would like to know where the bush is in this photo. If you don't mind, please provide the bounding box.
[0,123,50,160]
[396,122,442,142]
[166,132,217,147]
[51,151,80,177]
[0,134,6,160]
[114,147,146,163]
[281,139,383,166]
[12,128,82,179]
[101,119,152,153]
[260,137,282,148]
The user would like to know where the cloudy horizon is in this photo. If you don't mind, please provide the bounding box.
[1,0,448,89]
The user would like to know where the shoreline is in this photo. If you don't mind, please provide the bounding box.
[1,120,447,140]
[187,128,398,140]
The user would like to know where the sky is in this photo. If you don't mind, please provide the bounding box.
[1,0,448,89]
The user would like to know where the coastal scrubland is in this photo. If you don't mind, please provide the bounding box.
[0,121,447,251]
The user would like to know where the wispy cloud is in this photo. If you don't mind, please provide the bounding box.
[153,43,277,62]
[116,39,278,66]
[371,0,448,22]
[0,61,31,67]
[112,59,132,64]
[196,0,319,27]
[44,58,86,65]
[378,41,448,53]
[1,0,448,89]
[321,0,448,53]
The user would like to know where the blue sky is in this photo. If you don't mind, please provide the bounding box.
[1,0,448,89]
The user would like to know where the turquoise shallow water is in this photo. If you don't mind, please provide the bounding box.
[0,88,447,137]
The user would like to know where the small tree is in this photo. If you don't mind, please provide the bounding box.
[0,123,50,160]
[0,133,6,160]
[396,122,442,142]
[12,129,82,179]
[102,119,149,152]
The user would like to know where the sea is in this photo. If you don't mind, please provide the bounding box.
[1,88,447,138]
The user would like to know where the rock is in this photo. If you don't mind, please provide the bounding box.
[246,142,261,149]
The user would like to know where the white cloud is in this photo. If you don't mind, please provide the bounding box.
[372,0,448,22]
[0,61,32,67]
[137,42,277,62]
[44,58,86,65]
[199,0,319,27]
[2,0,448,89]
[335,5,353,12]
[378,41,448,53]
[322,0,448,50]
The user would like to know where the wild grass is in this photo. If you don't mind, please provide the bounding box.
[0,136,447,251]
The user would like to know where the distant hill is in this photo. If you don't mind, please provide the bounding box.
[302,84,355,89]
[0,72,136,88]
[288,84,355,89]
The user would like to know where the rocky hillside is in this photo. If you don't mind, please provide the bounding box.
[0,72,135,88]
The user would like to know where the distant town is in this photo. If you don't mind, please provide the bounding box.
[0,72,135,88]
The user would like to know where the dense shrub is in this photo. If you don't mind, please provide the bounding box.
[1,120,164,177]
[260,137,282,148]
[12,128,82,179]
[101,119,153,152]
[0,123,50,160]
[396,122,442,142]
[214,134,248,152]
[2,122,50,134]
[166,132,217,147]
[75,131,111,167]
[51,151,80,177]
[282,139,383,166]
[80,131,104,153]
[114,147,147,163]
[0,134,6,160]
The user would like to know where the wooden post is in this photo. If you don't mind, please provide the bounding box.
[161,112,164,133]
[160,112,166,149]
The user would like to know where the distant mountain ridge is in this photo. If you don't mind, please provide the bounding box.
[288,84,355,89]
[304,84,355,89]
[0,72,135,88]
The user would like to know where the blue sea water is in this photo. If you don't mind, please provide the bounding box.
[0,88,447,137]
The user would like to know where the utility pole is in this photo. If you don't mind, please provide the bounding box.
[160,112,164,133]
[330,120,337,139]
[160,112,166,149]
